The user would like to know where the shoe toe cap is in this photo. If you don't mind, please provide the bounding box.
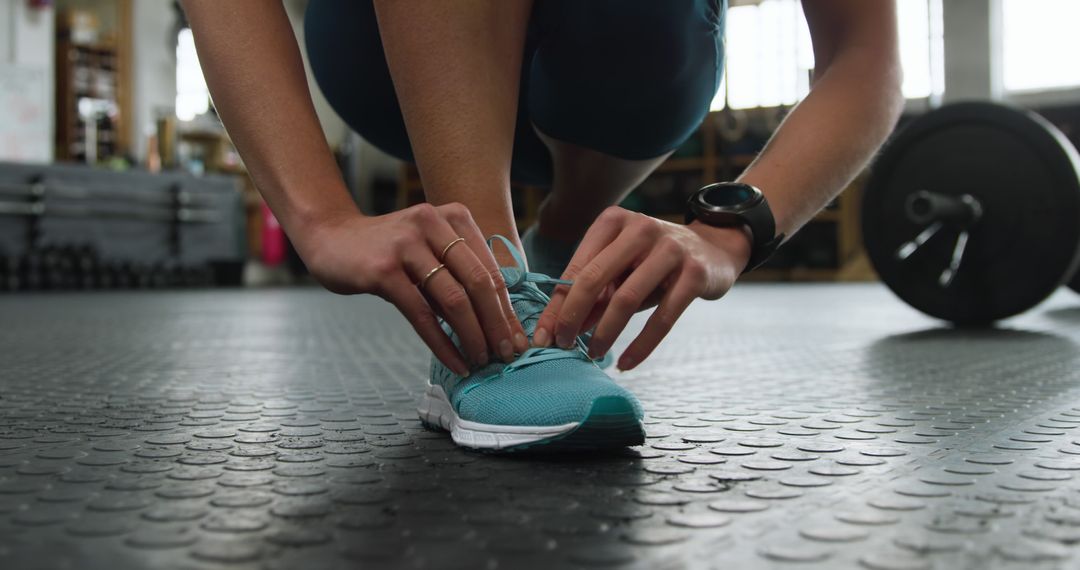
[457,373,643,427]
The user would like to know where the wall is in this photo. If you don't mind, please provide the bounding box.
[0,0,55,163]
[942,0,1002,103]
[130,0,177,162]
[1,0,54,71]
[0,2,11,61]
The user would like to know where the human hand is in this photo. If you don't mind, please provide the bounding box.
[299,203,529,376]
[533,207,752,371]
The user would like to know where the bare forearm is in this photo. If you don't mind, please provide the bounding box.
[739,55,903,237]
[181,0,358,250]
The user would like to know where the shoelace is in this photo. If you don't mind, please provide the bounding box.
[454,236,596,398]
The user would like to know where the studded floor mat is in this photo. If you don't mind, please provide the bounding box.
[2,285,1080,569]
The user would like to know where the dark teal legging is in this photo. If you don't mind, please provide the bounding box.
[305,0,726,187]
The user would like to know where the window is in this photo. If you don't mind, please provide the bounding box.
[712,0,944,110]
[897,0,944,100]
[720,0,813,110]
[176,28,210,121]
[1002,0,1080,92]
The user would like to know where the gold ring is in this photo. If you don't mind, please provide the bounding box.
[419,263,446,290]
[440,237,466,261]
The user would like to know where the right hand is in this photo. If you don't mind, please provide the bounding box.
[299,203,528,376]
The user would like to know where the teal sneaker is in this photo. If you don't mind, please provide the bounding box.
[417,235,645,452]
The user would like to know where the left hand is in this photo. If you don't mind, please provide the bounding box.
[533,206,753,371]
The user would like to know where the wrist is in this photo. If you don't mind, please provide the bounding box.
[288,203,365,265]
[688,221,753,274]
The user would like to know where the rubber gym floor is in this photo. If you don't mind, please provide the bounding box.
[2,284,1080,569]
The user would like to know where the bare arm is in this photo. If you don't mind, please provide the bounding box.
[733,0,904,237]
[180,0,527,371]
[538,1,903,369]
[180,0,357,247]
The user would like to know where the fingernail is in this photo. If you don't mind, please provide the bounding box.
[589,345,606,360]
[454,362,471,376]
[499,339,514,362]
[555,334,572,349]
[475,352,489,367]
[533,328,551,347]
[617,356,636,371]
[514,333,528,352]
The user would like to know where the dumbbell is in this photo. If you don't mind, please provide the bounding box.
[19,250,43,291]
[4,256,19,292]
[96,263,112,289]
[75,244,98,289]
[862,102,1080,324]
[55,245,78,290]
[133,262,153,289]
[0,253,9,292]
[151,261,178,289]
[114,262,134,289]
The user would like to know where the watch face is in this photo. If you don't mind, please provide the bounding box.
[700,183,760,210]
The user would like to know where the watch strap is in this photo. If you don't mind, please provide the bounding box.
[738,195,780,274]
[744,233,784,274]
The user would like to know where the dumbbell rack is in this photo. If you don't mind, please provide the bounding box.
[0,179,222,248]
[0,162,245,291]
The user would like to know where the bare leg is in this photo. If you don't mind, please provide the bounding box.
[534,128,671,246]
[373,1,532,265]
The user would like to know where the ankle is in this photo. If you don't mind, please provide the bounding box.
[536,198,592,244]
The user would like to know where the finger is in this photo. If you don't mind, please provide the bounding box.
[465,231,529,353]
[617,275,700,371]
[382,275,470,376]
[534,215,623,348]
[588,251,681,359]
[579,283,615,335]
[557,215,626,282]
[432,207,521,361]
[482,237,529,351]
[442,239,518,362]
[533,282,566,348]
[404,245,489,367]
[551,229,651,349]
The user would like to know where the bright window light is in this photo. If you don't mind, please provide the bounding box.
[176,28,210,122]
[712,0,943,110]
[897,0,944,99]
[713,0,812,111]
[1002,0,1080,92]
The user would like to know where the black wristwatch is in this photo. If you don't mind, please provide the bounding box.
[685,182,785,273]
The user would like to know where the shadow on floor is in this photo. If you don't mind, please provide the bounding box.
[1044,305,1080,324]
[863,325,1079,386]
[872,325,1069,343]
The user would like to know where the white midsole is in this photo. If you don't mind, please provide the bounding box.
[417,384,579,450]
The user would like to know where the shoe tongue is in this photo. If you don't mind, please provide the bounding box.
[511,294,546,337]
[499,266,546,337]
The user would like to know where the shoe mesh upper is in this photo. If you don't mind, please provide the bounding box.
[430,264,643,427]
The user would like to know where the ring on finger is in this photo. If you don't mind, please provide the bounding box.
[440,237,466,262]
[419,263,447,290]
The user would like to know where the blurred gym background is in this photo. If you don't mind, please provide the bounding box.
[0,0,1076,291]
